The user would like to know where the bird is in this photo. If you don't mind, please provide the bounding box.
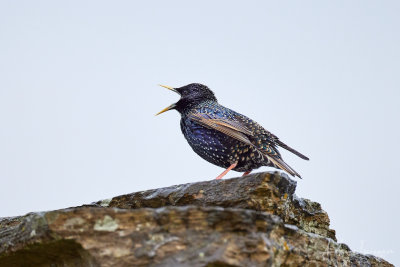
[156,83,309,180]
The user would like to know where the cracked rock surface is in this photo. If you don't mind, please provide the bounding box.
[0,172,393,267]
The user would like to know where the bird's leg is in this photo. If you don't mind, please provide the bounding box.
[215,162,238,180]
[242,170,252,176]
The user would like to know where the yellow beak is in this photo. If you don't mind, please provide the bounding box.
[158,84,178,93]
[156,84,179,116]
[155,103,176,116]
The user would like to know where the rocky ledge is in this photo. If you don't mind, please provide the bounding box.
[0,172,393,267]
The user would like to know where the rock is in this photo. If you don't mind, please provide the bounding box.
[93,172,336,241]
[0,172,393,267]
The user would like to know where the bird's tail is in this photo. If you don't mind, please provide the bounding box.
[276,140,309,160]
[268,156,302,179]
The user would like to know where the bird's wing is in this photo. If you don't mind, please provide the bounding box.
[190,111,254,135]
[189,112,254,146]
[189,111,302,178]
[189,111,273,155]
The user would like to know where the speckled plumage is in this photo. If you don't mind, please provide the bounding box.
[157,83,309,178]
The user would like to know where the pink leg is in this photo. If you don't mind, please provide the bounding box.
[242,170,252,176]
[216,162,238,180]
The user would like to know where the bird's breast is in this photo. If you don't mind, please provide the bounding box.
[180,117,264,171]
[180,118,231,163]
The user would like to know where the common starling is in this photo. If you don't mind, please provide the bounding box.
[156,83,309,179]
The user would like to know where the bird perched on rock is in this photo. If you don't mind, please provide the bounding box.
[156,83,309,179]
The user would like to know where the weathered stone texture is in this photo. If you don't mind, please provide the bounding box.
[0,172,393,267]
[96,172,335,240]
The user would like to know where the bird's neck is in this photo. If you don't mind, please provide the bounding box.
[179,100,217,116]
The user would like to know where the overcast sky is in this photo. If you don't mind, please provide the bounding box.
[0,1,399,265]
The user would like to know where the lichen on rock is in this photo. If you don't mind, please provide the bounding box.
[0,172,393,267]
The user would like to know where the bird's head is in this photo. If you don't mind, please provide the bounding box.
[156,83,217,115]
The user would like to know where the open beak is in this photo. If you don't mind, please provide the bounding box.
[159,84,179,93]
[155,84,179,116]
[155,103,176,116]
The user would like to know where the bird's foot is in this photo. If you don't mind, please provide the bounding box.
[242,170,252,176]
[216,162,238,180]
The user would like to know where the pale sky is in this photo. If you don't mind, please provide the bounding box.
[0,1,399,265]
